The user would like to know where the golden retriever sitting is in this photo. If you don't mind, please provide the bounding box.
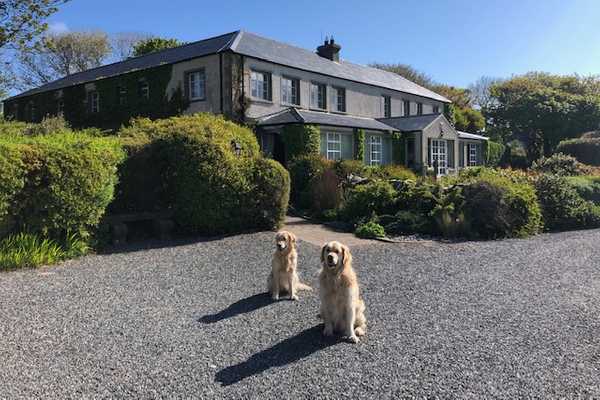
[268,231,311,301]
[319,241,367,343]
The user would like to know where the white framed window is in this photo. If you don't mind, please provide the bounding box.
[370,135,382,165]
[310,82,326,109]
[89,91,99,113]
[281,76,299,105]
[188,70,206,101]
[431,139,448,176]
[250,70,271,101]
[326,132,341,160]
[332,86,346,112]
[468,143,478,166]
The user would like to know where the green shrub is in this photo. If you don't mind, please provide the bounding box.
[333,159,365,180]
[288,155,332,209]
[355,221,386,239]
[310,168,341,214]
[567,176,600,204]
[354,129,365,161]
[431,185,467,238]
[116,114,288,235]
[485,140,506,167]
[281,124,320,162]
[556,137,600,166]
[531,153,588,176]
[341,181,397,222]
[379,210,429,235]
[0,132,124,241]
[365,164,417,181]
[462,174,542,239]
[535,174,600,231]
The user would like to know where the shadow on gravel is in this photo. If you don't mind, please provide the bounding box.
[215,324,341,386]
[199,293,274,324]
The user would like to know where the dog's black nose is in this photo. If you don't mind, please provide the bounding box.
[327,255,334,263]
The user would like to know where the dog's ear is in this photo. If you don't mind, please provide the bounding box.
[341,244,353,269]
[321,244,327,263]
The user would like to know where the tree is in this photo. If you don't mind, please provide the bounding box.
[132,37,185,57]
[110,32,151,61]
[469,76,502,110]
[369,63,435,89]
[18,31,111,88]
[0,0,69,95]
[486,72,600,160]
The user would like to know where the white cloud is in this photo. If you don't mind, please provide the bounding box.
[48,22,70,35]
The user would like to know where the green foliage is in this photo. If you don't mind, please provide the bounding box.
[288,155,332,209]
[355,221,386,239]
[486,73,600,159]
[453,107,485,133]
[484,140,505,167]
[535,174,600,231]
[567,176,600,204]
[555,137,600,166]
[132,37,185,56]
[503,139,529,169]
[392,133,405,165]
[0,233,65,270]
[333,159,365,180]
[114,114,287,235]
[531,153,588,176]
[364,164,417,181]
[379,210,429,235]
[341,181,397,222]
[0,143,27,235]
[354,129,365,161]
[282,124,320,162]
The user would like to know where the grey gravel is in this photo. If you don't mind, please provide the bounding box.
[1,229,600,399]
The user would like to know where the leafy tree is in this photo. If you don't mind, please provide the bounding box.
[369,63,435,89]
[486,72,600,160]
[0,0,69,95]
[469,76,502,110]
[18,31,111,88]
[132,37,185,57]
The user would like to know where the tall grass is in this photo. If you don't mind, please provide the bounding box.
[0,232,88,270]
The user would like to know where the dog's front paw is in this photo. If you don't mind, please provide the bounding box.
[271,294,279,301]
[290,294,299,301]
[347,335,360,344]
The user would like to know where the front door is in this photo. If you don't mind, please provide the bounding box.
[431,139,447,176]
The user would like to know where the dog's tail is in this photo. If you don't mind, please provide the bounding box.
[297,282,313,291]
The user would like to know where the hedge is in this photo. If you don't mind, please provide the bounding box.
[0,129,125,241]
[114,114,289,235]
[555,137,600,166]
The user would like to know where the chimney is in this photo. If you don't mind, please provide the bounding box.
[317,36,341,62]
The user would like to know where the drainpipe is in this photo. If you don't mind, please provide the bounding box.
[219,53,223,114]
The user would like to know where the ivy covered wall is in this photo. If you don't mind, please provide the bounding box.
[5,64,189,131]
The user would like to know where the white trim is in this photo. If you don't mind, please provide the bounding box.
[369,135,382,165]
[431,138,448,176]
[468,143,478,166]
[326,132,342,161]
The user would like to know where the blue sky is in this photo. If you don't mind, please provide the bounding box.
[47,0,600,87]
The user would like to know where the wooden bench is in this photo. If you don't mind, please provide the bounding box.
[104,211,175,246]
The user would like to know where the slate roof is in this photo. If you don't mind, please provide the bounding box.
[458,131,489,141]
[7,30,450,103]
[257,108,398,132]
[377,114,442,132]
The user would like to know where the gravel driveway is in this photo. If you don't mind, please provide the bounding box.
[1,228,599,399]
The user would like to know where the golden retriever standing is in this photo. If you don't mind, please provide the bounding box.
[268,231,311,301]
[319,241,367,343]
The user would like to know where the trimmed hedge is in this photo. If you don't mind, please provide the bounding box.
[114,114,289,235]
[535,174,600,231]
[0,131,125,241]
[556,137,600,166]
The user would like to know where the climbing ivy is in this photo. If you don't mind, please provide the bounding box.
[353,129,365,161]
[392,132,405,165]
[281,124,320,164]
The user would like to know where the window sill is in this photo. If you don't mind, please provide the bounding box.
[251,98,273,105]
[309,107,327,112]
[331,110,347,115]
[280,102,301,108]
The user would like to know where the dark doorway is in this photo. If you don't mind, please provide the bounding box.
[273,134,286,165]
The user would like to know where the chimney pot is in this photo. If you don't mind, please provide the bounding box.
[316,36,341,62]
